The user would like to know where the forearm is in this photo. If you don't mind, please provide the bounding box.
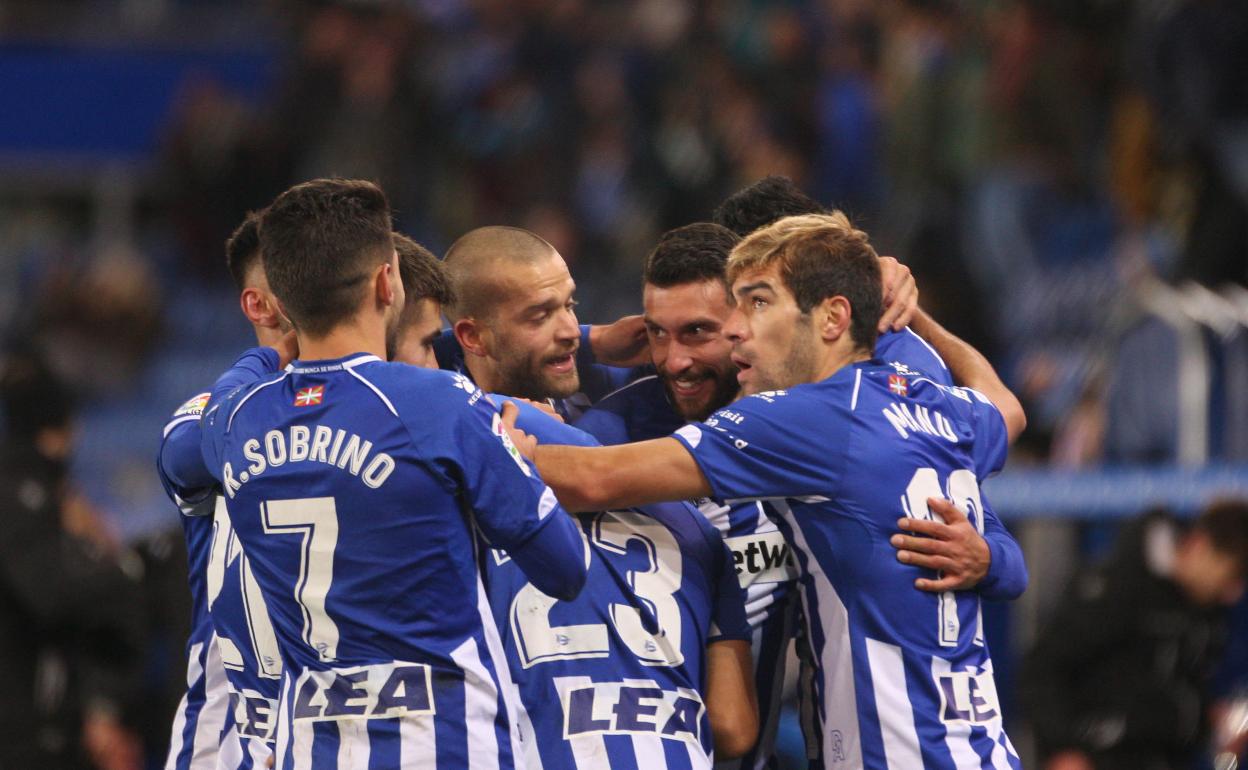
[705,640,758,759]
[503,511,589,601]
[978,530,1029,600]
[533,438,710,512]
[909,308,1025,441]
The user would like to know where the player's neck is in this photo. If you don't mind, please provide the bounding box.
[252,324,286,349]
[296,317,388,362]
[463,355,500,394]
[813,344,871,383]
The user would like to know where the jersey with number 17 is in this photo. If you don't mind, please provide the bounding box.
[673,361,1024,770]
[200,349,588,770]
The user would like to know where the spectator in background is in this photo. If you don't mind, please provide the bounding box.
[1020,500,1248,770]
[0,348,146,770]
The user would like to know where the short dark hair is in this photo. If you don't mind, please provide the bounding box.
[395,233,455,307]
[259,179,394,337]
[728,213,882,351]
[1196,499,1248,576]
[642,223,740,289]
[225,211,263,291]
[441,226,557,321]
[713,175,828,237]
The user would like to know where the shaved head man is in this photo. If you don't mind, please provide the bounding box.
[443,226,582,401]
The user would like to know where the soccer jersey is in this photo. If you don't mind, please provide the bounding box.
[207,499,284,766]
[672,361,1024,770]
[575,326,1021,768]
[159,395,235,770]
[434,325,640,420]
[873,327,951,388]
[575,377,795,770]
[485,407,751,770]
[162,393,281,769]
[200,349,587,770]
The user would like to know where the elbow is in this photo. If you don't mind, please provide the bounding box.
[530,563,586,602]
[562,470,618,513]
[711,714,758,760]
[1005,397,1027,445]
[553,563,588,601]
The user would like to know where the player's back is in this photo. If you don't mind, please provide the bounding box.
[202,353,579,770]
[485,499,748,770]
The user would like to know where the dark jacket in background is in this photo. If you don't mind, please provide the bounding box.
[1020,511,1225,770]
[0,443,145,770]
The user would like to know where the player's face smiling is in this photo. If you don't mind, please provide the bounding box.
[642,279,740,421]
[488,253,581,400]
[725,265,819,395]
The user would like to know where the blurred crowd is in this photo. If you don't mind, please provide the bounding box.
[4,0,1246,464]
[0,0,1246,768]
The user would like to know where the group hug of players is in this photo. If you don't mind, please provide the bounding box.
[157,175,1029,770]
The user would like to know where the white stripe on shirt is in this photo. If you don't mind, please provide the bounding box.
[400,712,437,770]
[771,500,862,768]
[866,639,924,770]
[450,635,503,770]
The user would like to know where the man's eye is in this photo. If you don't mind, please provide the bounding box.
[752,297,768,309]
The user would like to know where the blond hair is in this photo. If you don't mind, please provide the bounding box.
[726,212,883,350]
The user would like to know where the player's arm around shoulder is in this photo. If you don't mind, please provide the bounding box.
[158,392,215,498]
[199,346,285,481]
[908,308,1026,443]
[403,372,589,600]
[502,399,711,511]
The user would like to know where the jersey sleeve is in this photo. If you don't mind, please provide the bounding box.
[669,392,844,503]
[157,393,216,510]
[962,387,1009,477]
[496,396,603,448]
[976,495,1028,600]
[874,328,952,386]
[708,538,751,643]
[572,402,633,446]
[413,376,588,600]
[200,347,283,481]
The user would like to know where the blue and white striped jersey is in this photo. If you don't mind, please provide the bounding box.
[199,349,588,770]
[575,377,795,770]
[571,327,950,770]
[486,403,752,770]
[159,395,234,770]
[162,393,281,770]
[672,360,1024,770]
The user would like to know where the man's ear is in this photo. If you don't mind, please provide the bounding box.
[818,296,853,342]
[454,317,490,358]
[240,288,282,330]
[375,262,399,309]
